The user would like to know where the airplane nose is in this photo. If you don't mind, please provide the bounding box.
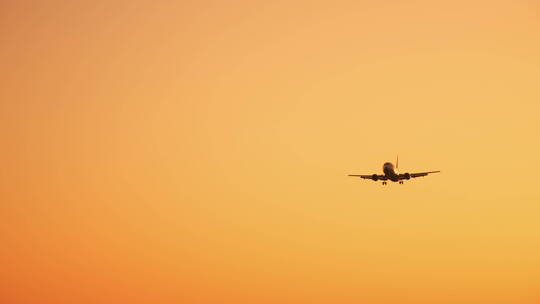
[383,162,394,169]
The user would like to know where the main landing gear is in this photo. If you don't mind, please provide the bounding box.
[382,181,404,185]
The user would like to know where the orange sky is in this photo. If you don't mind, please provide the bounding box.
[2,1,540,303]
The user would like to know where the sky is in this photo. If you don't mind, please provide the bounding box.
[1,1,540,303]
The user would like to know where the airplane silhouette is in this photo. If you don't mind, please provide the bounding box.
[348,156,440,185]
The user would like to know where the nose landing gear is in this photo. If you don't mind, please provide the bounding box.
[382,181,387,185]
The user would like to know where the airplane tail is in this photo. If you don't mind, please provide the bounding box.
[396,155,399,169]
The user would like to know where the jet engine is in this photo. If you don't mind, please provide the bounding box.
[371,174,378,181]
[403,173,411,180]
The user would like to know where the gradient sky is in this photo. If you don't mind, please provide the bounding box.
[2,1,540,303]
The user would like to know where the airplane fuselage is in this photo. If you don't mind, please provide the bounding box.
[383,162,400,182]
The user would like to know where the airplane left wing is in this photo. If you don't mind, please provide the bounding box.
[406,171,440,178]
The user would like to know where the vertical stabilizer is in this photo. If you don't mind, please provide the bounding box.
[396,155,399,169]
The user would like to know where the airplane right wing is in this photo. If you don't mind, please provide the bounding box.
[348,174,387,180]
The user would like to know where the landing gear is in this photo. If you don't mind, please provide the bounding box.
[382,181,387,185]
[399,181,404,184]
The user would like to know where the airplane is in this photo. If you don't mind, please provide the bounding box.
[348,156,440,185]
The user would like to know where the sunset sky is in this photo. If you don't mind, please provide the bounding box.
[2,1,540,303]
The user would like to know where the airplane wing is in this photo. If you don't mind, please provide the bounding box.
[404,171,440,178]
[348,174,387,180]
